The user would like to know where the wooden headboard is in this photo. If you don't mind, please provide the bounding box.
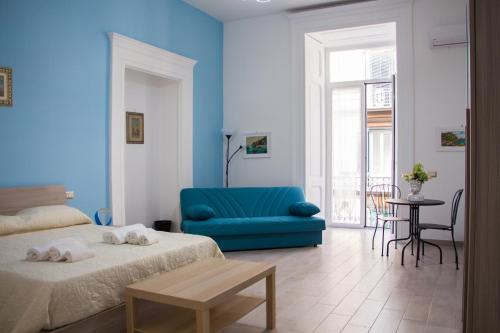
[0,185,67,215]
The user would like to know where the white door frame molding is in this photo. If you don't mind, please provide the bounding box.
[109,32,196,226]
[289,0,415,193]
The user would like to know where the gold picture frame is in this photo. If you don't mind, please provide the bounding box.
[126,112,144,144]
[0,67,13,107]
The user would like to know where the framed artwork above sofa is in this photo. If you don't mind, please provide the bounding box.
[243,132,271,158]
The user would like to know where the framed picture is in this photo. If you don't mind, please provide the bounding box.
[436,127,465,151]
[126,112,144,144]
[0,67,13,107]
[243,132,271,158]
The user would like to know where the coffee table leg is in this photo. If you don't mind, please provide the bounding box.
[266,272,276,329]
[196,309,210,333]
[126,295,136,333]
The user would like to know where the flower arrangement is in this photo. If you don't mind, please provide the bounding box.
[402,163,433,183]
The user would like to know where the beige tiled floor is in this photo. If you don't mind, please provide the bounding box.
[221,228,463,333]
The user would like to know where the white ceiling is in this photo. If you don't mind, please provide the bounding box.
[183,0,354,22]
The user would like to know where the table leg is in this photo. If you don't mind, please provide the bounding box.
[196,309,210,333]
[401,237,413,266]
[386,230,411,257]
[266,272,276,329]
[411,207,417,255]
[415,207,421,267]
[126,295,136,333]
[401,206,418,266]
[416,229,421,267]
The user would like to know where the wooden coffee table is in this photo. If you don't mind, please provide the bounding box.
[125,258,276,333]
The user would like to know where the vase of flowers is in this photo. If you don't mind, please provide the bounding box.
[402,163,434,202]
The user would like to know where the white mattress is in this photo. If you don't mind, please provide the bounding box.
[0,224,224,333]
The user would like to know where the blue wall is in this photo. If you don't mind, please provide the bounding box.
[0,0,223,215]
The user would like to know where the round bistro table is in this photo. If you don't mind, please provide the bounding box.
[385,198,445,267]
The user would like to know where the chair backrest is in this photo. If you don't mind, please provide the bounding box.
[180,186,306,219]
[451,189,464,226]
[370,184,401,217]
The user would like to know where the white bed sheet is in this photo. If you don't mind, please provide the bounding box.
[0,224,224,333]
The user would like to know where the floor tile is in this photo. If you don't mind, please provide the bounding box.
[370,309,404,333]
[221,228,463,333]
[314,313,350,333]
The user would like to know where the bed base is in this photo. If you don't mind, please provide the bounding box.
[44,299,169,333]
[43,305,126,333]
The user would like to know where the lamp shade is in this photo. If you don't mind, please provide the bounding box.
[221,128,235,137]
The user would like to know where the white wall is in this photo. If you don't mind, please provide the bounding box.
[224,0,467,240]
[224,14,292,187]
[412,0,467,240]
[124,69,179,228]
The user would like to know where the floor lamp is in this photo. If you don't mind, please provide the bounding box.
[222,129,243,188]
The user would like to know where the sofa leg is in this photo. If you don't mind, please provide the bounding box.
[314,244,318,247]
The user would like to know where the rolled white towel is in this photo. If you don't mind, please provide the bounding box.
[63,245,95,263]
[48,238,87,262]
[126,228,156,245]
[125,232,137,245]
[138,229,159,246]
[102,224,145,245]
[125,228,153,245]
[27,237,82,262]
[26,244,53,262]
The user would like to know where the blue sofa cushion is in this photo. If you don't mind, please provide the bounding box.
[182,216,325,236]
[180,187,307,219]
[185,204,215,221]
[289,202,320,217]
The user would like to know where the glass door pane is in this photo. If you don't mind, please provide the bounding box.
[365,81,394,227]
[330,85,365,226]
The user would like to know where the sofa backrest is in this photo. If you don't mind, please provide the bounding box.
[180,187,306,219]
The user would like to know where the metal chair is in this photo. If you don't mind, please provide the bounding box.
[417,189,463,270]
[370,184,410,256]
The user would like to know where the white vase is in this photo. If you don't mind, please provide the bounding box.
[407,180,424,201]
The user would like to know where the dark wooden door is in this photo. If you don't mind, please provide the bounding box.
[464,0,500,332]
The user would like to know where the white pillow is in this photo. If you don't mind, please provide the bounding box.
[18,205,92,227]
[0,205,92,236]
[0,215,25,236]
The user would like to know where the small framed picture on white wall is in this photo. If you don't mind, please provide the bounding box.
[243,132,271,158]
[126,112,144,144]
[436,127,466,152]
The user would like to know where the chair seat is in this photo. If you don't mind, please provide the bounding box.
[419,223,451,230]
[378,215,409,222]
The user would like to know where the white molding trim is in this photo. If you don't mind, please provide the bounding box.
[109,32,196,226]
[289,0,415,190]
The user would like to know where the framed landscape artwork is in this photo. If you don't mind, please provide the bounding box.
[126,112,144,144]
[437,127,465,151]
[0,67,13,107]
[243,132,271,158]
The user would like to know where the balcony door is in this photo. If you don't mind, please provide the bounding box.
[328,82,366,227]
[304,32,397,227]
[326,78,395,228]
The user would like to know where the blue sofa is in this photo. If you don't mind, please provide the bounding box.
[180,187,326,251]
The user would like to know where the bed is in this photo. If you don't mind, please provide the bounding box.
[0,186,224,333]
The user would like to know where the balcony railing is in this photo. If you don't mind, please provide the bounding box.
[331,176,392,225]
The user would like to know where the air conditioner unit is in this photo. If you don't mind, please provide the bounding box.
[430,24,467,48]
